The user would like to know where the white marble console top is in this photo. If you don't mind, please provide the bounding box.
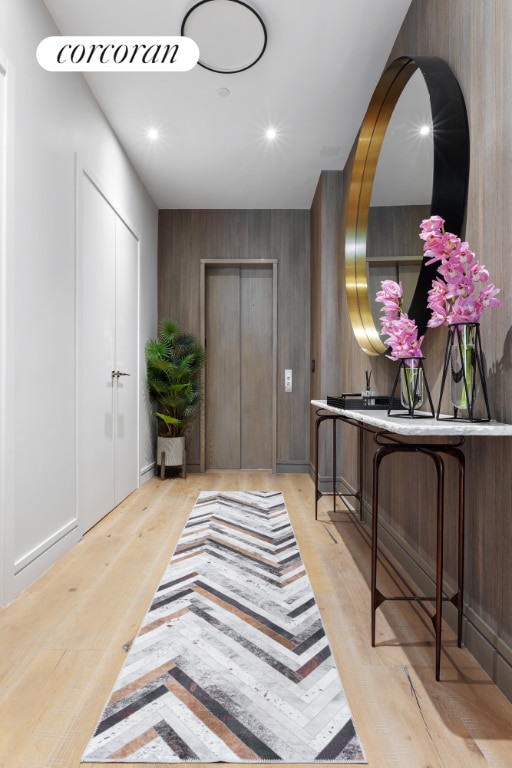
[311,400,512,437]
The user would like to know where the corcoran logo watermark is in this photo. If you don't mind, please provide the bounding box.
[36,36,199,72]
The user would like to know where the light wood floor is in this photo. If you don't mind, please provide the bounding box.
[1,471,512,767]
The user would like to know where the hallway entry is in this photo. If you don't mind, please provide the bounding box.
[202,261,277,471]
[77,170,139,533]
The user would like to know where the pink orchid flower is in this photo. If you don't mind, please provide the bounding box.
[469,262,489,283]
[438,260,466,284]
[377,280,424,360]
[478,283,500,308]
[419,215,501,327]
[376,280,403,300]
[427,309,449,328]
[456,243,475,266]
[420,215,445,233]
[444,276,473,300]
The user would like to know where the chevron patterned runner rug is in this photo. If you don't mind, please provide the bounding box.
[81,491,366,764]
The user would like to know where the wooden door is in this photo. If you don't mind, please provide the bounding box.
[78,172,138,533]
[240,267,273,468]
[205,264,273,470]
[205,267,240,469]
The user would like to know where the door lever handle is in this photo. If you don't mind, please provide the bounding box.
[111,370,130,378]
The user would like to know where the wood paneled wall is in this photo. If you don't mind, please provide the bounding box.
[334,0,512,697]
[310,172,344,482]
[158,209,310,472]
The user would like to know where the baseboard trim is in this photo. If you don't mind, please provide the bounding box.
[183,462,310,475]
[276,461,309,474]
[10,523,81,604]
[14,519,78,574]
[140,462,156,483]
[308,461,341,491]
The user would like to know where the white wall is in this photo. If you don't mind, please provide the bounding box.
[0,0,158,605]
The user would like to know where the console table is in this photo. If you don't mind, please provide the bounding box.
[311,399,512,680]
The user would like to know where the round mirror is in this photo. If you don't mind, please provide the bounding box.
[345,56,470,355]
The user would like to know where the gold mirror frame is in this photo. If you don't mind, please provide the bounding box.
[345,56,470,355]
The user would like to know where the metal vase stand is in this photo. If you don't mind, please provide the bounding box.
[436,323,491,422]
[388,357,435,418]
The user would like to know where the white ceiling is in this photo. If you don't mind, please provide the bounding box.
[42,0,412,209]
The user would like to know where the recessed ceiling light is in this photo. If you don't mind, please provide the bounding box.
[217,87,231,97]
[419,124,431,136]
[147,128,159,141]
[266,127,277,140]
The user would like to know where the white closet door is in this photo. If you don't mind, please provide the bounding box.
[78,173,138,533]
[79,175,116,532]
[113,215,139,506]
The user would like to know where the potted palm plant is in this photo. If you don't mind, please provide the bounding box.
[145,318,206,478]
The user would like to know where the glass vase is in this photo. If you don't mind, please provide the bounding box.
[437,323,491,421]
[450,325,476,411]
[388,357,434,418]
[400,359,424,410]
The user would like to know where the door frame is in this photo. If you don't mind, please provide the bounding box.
[200,259,278,473]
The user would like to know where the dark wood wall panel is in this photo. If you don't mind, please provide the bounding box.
[334,0,512,692]
[158,209,310,471]
[310,172,344,482]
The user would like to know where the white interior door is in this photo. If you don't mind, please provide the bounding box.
[78,172,138,533]
[78,174,116,530]
[114,215,139,505]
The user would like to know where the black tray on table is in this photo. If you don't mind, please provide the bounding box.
[326,393,401,410]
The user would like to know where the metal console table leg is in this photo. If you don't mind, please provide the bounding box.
[314,411,363,520]
[371,435,465,681]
